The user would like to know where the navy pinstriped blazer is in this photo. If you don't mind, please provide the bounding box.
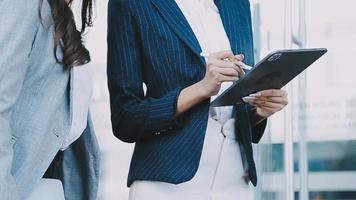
[107,0,267,187]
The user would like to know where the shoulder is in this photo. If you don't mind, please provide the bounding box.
[108,0,151,15]
[0,0,41,40]
[0,0,41,18]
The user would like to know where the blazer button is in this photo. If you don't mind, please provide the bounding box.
[154,132,161,135]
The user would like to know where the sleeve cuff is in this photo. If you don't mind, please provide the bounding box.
[143,87,186,135]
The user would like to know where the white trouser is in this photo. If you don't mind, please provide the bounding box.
[26,179,65,200]
[129,118,254,200]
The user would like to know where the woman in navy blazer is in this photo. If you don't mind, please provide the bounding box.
[107,0,288,199]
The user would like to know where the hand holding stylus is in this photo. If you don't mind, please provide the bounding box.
[176,50,246,116]
[201,52,253,71]
[197,51,246,98]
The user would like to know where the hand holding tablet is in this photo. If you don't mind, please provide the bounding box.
[210,48,328,107]
[243,89,289,118]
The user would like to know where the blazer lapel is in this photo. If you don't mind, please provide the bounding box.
[150,0,203,57]
[214,0,241,55]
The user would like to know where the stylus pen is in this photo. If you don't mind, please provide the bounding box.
[200,52,253,71]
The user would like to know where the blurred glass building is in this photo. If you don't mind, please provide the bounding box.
[84,0,356,199]
[252,0,356,200]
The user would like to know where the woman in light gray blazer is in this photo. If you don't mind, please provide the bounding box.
[0,0,100,200]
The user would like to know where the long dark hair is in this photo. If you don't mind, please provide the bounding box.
[43,0,94,69]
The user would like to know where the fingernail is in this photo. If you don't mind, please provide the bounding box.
[249,93,260,97]
[243,96,254,101]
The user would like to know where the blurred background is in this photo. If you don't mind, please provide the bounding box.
[79,0,356,199]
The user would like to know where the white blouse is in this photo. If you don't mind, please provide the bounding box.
[175,0,234,124]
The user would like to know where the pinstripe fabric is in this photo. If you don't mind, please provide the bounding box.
[107,0,267,187]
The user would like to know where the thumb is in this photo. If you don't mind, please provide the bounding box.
[209,50,234,60]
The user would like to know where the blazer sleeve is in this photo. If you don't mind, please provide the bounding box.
[0,1,40,199]
[107,1,184,143]
[248,105,268,144]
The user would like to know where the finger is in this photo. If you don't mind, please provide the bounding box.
[245,101,278,113]
[249,96,289,105]
[242,98,280,116]
[214,72,239,82]
[210,67,239,77]
[243,100,259,107]
[253,100,284,110]
[242,97,263,107]
[209,50,234,60]
[234,54,244,61]
[243,100,274,112]
[250,89,287,98]
[242,97,285,110]
[208,58,243,76]
[230,60,246,75]
[242,96,261,106]
[226,54,243,64]
[227,54,244,62]
[209,58,240,69]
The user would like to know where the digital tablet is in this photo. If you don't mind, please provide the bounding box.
[210,48,328,107]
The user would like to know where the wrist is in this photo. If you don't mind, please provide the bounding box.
[176,82,209,117]
[194,81,210,99]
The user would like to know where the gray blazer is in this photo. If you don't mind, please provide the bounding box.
[0,1,100,200]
